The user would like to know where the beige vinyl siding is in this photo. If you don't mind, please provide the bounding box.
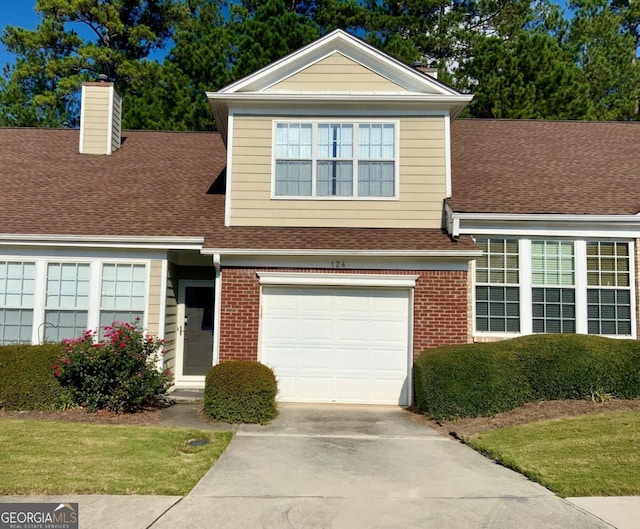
[229,115,447,228]
[267,52,408,93]
[80,86,111,154]
[162,265,178,372]
[146,260,163,337]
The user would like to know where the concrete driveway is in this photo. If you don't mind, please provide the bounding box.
[152,404,609,529]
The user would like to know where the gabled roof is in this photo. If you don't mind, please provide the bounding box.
[448,119,640,216]
[208,30,473,139]
[0,127,472,254]
[217,29,461,96]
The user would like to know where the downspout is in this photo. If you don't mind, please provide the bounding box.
[212,254,222,366]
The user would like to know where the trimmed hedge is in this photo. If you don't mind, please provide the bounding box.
[415,334,640,419]
[0,344,69,410]
[203,361,278,424]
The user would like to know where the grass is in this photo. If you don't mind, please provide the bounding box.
[465,410,640,497]
[0,419,232,495]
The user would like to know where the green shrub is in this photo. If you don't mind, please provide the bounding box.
[55,323,172,413]
[415,334,640,420]
[414,342,531,419]
[0,343,69,410]
[203,361,277,424]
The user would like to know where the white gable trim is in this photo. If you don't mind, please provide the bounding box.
[217,30,461,96]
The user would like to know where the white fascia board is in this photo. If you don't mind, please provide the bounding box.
[201,248,481,258]
[216,29,462,97]
[258,271,419,288]
[452,213,640,238]
[0,234,204,250]
[207,92,473,105]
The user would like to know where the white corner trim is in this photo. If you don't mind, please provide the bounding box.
[225,112,234,227]
[79,85,86,154]
[444,112,452,198]
[106,85,114,155]
[212,254,222,366]
[157,258,168,371]
[257,272,419,288]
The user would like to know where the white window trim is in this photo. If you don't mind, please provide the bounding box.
[473,237,636,340]
[0,255,152,345]
[270,118,400,201]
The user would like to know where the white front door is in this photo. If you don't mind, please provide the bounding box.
[175,280,214,386]
[260,286,411,405]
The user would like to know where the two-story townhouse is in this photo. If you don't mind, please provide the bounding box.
[1,30,639,406]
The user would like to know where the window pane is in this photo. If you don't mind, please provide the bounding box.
[358,161,394,197]
[475,286,519,333]
[359,124,395,159]
[44,310,88,342]
[317,161,353,196]
[99,311,144,337]
[587,288,632,336]
[318,124,353,158]
[46,263,90,310]
[275,161,312,196]
[276,123,312,158]
[531,287,575,334]
[0,309,32,345]
[101,264,146,313]
[531,241,574,286]
[586,241,630,287]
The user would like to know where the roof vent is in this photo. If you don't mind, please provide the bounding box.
[79,78,122,155]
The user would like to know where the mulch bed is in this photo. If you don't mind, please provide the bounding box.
[0,407,163,426]
[3,399,640,436]
[409,398,640,439]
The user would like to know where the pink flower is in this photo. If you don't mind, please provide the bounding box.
[64,357,71,365]
[54,370,61,377]
[136,372,142,378]
[119,342,126,348]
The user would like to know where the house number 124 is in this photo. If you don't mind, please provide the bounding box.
[331,260,346,269]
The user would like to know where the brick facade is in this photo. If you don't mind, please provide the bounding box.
[218,267,470,363]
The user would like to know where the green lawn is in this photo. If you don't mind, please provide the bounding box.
[465,410,640,497]
[0,419,232,495]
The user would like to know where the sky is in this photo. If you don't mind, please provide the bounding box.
[0,1,572,70]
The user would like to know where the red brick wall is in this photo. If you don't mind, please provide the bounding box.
[218,268,470,363]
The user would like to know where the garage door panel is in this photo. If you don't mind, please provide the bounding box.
[260,286,410,405]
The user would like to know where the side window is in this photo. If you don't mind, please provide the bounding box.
[0,261,36,345]
[475,238,520,332]
[531,241,575,333]
[44,263,90,342]
[587,242,631,335]
[100,263,146,331]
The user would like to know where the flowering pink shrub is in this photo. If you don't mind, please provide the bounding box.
[52,322,172,413]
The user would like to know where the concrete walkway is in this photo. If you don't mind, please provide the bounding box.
[2,404,638,529]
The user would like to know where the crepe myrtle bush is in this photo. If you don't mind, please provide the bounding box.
[52,321,172,413]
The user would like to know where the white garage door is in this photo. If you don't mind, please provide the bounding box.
[260,286,411,405]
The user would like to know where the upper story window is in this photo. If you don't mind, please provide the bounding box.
[274,121,398,199]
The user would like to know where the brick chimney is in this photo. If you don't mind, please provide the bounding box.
[79,75,122,155]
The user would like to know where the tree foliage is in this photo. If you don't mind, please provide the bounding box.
[1,0,640,129]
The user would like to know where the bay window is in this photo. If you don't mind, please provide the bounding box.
[274,121,397,198]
